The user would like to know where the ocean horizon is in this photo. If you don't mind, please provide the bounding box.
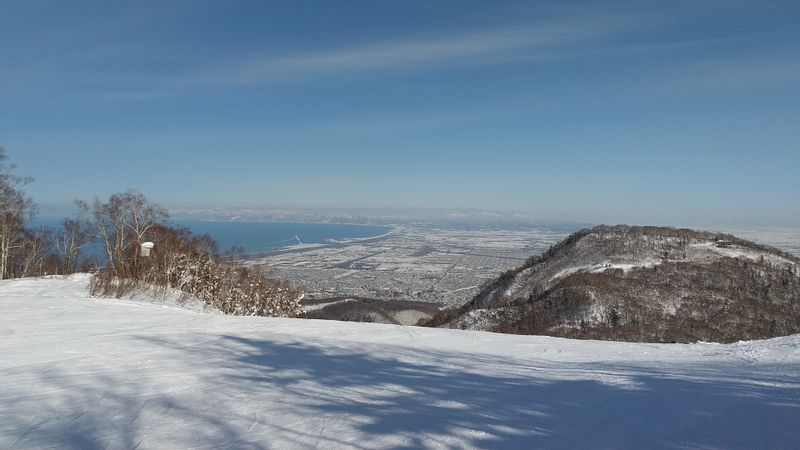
[30,218,392,255]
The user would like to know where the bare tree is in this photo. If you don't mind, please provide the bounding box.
[50,218,92,275]
[17,227,53,277]
[0,147,36,280]
[78,190,168,277]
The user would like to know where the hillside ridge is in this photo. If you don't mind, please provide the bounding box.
[425,225,800,343]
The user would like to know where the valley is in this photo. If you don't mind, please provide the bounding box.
[251,224,573,307]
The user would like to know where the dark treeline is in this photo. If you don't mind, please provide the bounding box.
[0,147,301,317]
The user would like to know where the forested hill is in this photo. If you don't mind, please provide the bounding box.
[425,225,800,343]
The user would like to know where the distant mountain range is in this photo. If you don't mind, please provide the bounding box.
[425,225,800,343]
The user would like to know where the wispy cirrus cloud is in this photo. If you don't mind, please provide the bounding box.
[9,8,794,103]
[5,12,658,102]
[180,13,658,87]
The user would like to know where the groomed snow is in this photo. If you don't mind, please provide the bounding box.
[1,276,799,449]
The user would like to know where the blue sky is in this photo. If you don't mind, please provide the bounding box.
[1,0,799,226]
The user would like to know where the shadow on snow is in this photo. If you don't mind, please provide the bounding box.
[4,333,799,449]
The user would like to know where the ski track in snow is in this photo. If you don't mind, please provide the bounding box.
[1,276,799,449]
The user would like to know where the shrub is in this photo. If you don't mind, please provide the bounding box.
[84,194,302,318]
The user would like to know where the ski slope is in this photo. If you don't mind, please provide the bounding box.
[1,276,799,449]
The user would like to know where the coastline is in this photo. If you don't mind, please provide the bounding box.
[243,225,402,260]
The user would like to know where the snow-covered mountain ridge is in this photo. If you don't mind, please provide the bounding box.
[428,225,800,342]
[1,275,799,449]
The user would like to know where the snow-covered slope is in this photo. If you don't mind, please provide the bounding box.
[1,276,799,449]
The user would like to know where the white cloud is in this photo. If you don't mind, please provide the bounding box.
[181,13,656,86]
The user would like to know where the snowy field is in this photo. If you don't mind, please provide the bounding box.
[261,225,569,306]
[1,276,799,449]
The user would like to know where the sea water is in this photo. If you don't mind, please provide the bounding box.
[31,218,391,255]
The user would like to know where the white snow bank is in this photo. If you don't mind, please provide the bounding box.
[691,242,798,267]
[551,258,663,281]
[1,276,798,449]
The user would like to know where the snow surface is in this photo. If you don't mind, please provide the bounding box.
[691,242,798,267]
[550,258,663,281]
[1,276,799,449]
